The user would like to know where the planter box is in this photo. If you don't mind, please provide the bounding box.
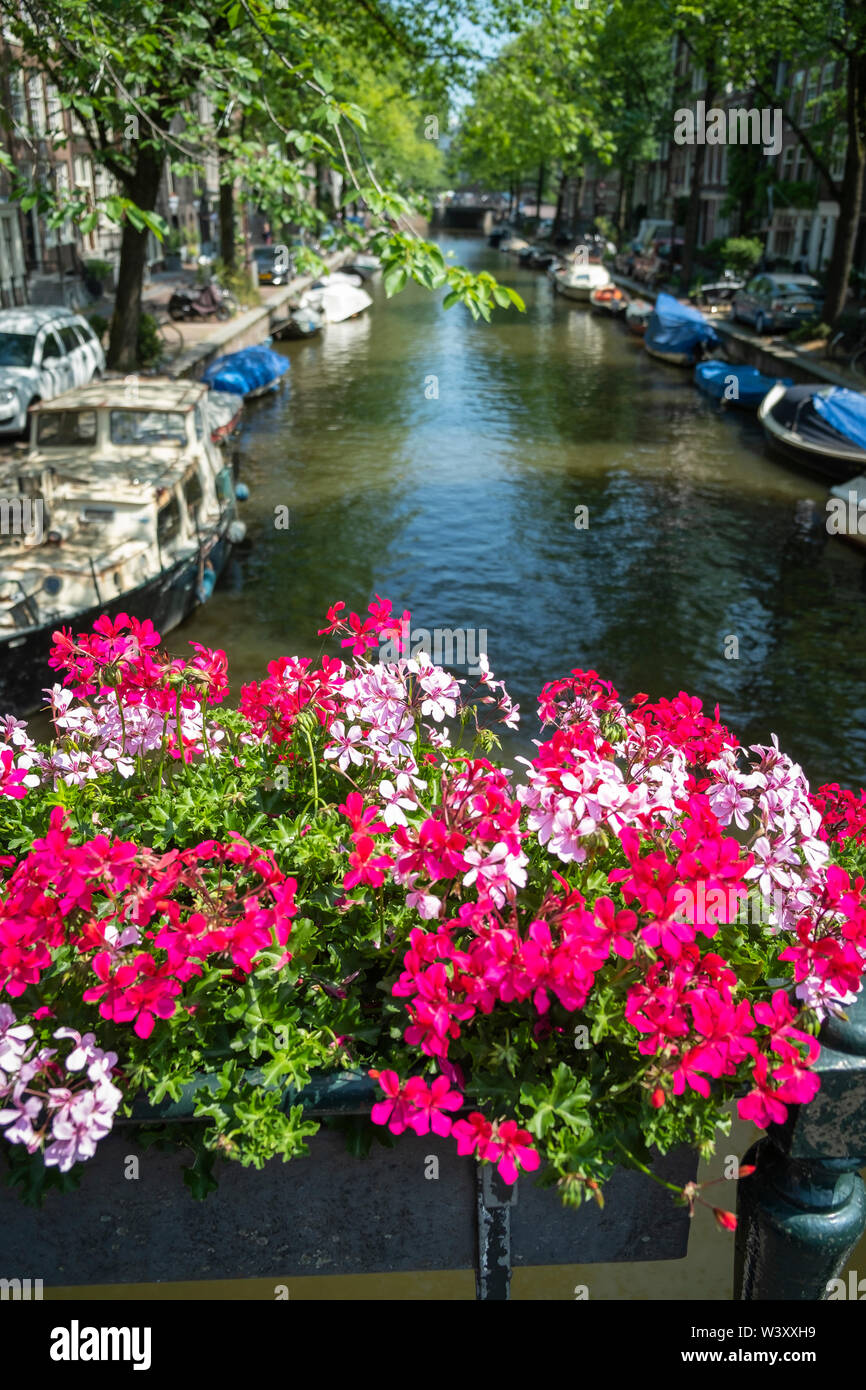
[0,1073,697,1296]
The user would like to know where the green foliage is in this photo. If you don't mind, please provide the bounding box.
[720,236,764,277]
[84,258,113,280]
[136,311,162,368]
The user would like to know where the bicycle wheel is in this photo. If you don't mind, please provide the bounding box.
[849,344,866,380]
[156,319,184,365]
[826,331,848,363]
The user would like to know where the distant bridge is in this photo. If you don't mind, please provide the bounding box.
[432,203,496,234]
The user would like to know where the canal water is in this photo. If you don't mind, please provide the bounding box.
[184,233,866,792]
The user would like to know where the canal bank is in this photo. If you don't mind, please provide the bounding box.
[611,272,859,389]
[157,249,354,380]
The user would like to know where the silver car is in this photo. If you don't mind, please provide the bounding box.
[0,307,106,436]
[732,273,824,335]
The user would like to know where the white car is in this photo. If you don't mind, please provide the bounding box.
[0,307,106,437]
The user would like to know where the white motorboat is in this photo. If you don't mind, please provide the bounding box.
[300,280,372,324]
[549,260,612,302]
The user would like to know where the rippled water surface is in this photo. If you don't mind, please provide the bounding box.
[183,235,866,788]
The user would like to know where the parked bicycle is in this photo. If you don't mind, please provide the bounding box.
[826,306,866,379]
[168,277,238,322]
[153,315,185,366]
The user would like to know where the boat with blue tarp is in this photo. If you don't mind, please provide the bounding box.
[694,359,793,409]
[758,384,866,482]
[644,292,719,365]
[202,345,290,398]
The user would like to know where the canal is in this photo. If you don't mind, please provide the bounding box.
[183,233,866,790]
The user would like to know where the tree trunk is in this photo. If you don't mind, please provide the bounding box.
[106,147,164,372]
[219,173,236,272]
[679,75,714,294]
[617,160,630,242]
[552,170,568,241]
[536,162,545,220]
[822,53,866,325]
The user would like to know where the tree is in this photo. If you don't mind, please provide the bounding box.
[729,0,866,323]
[0,0,525,368]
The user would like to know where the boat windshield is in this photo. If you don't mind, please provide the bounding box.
[109,411,188,446]
[37,410,98,446]
[0,333,36,367]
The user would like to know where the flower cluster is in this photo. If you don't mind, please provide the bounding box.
[0,1009,123,1171]
[0,807,297,1038]
[2,600,865,1208]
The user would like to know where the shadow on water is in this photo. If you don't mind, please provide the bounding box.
[181,234,866,788]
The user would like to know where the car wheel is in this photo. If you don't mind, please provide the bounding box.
[755,312,766,336]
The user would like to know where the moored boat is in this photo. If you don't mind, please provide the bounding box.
[624,298,653,336]
[644,292,719,365]
[300,280,372,324]
[202,345,290,398]
[499,234,530,255]
[694,360,793,410]
[550,260,611,302]
[205,390,245,442]
[758,383,866,483]
[589,284,629,316]
[0,380,246,715]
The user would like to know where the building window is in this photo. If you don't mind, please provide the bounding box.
[27,74,46,136]
[830,131,847,181]
[9,72,28,133]
[790,69,805,121]
[802,67,820,126]
[781,147,795,180]
[45,83,64,135]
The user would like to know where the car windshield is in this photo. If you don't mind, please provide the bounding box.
[253,249,273,264]
[0,332,36,367]
[777,281,820,296]
[37,410,98,446]
[109,410,188,446]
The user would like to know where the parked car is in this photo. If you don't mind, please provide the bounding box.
[732,274,824,335]
[0,307,106,437]
[252,244,293,286]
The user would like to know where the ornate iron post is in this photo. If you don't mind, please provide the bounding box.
[735,987,866,1300]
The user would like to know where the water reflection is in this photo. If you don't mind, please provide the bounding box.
[182,236,866,787]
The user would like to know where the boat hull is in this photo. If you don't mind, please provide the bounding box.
[758,384,866,484]
[0,524,235,717]
[644,342,697,366]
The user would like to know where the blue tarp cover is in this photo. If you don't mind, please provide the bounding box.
[694,359,792,407]
[202,345,289,396]
[813,387,866,451]
[646,292,719,357]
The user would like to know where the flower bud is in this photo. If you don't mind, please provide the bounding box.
[713,1207,737,1231]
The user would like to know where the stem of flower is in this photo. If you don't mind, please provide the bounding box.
[613,1138,687,1196]
[303,724,319,810]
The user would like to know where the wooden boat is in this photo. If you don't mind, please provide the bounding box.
[625,298,653,336]
[694,360,792,410]
[0,380,245,715]
[589,284,629,316]
[205,390,244,442]
[758,383,866,483]
[644,293,719,365]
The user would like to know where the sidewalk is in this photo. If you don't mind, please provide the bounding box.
[90,250,352,380]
